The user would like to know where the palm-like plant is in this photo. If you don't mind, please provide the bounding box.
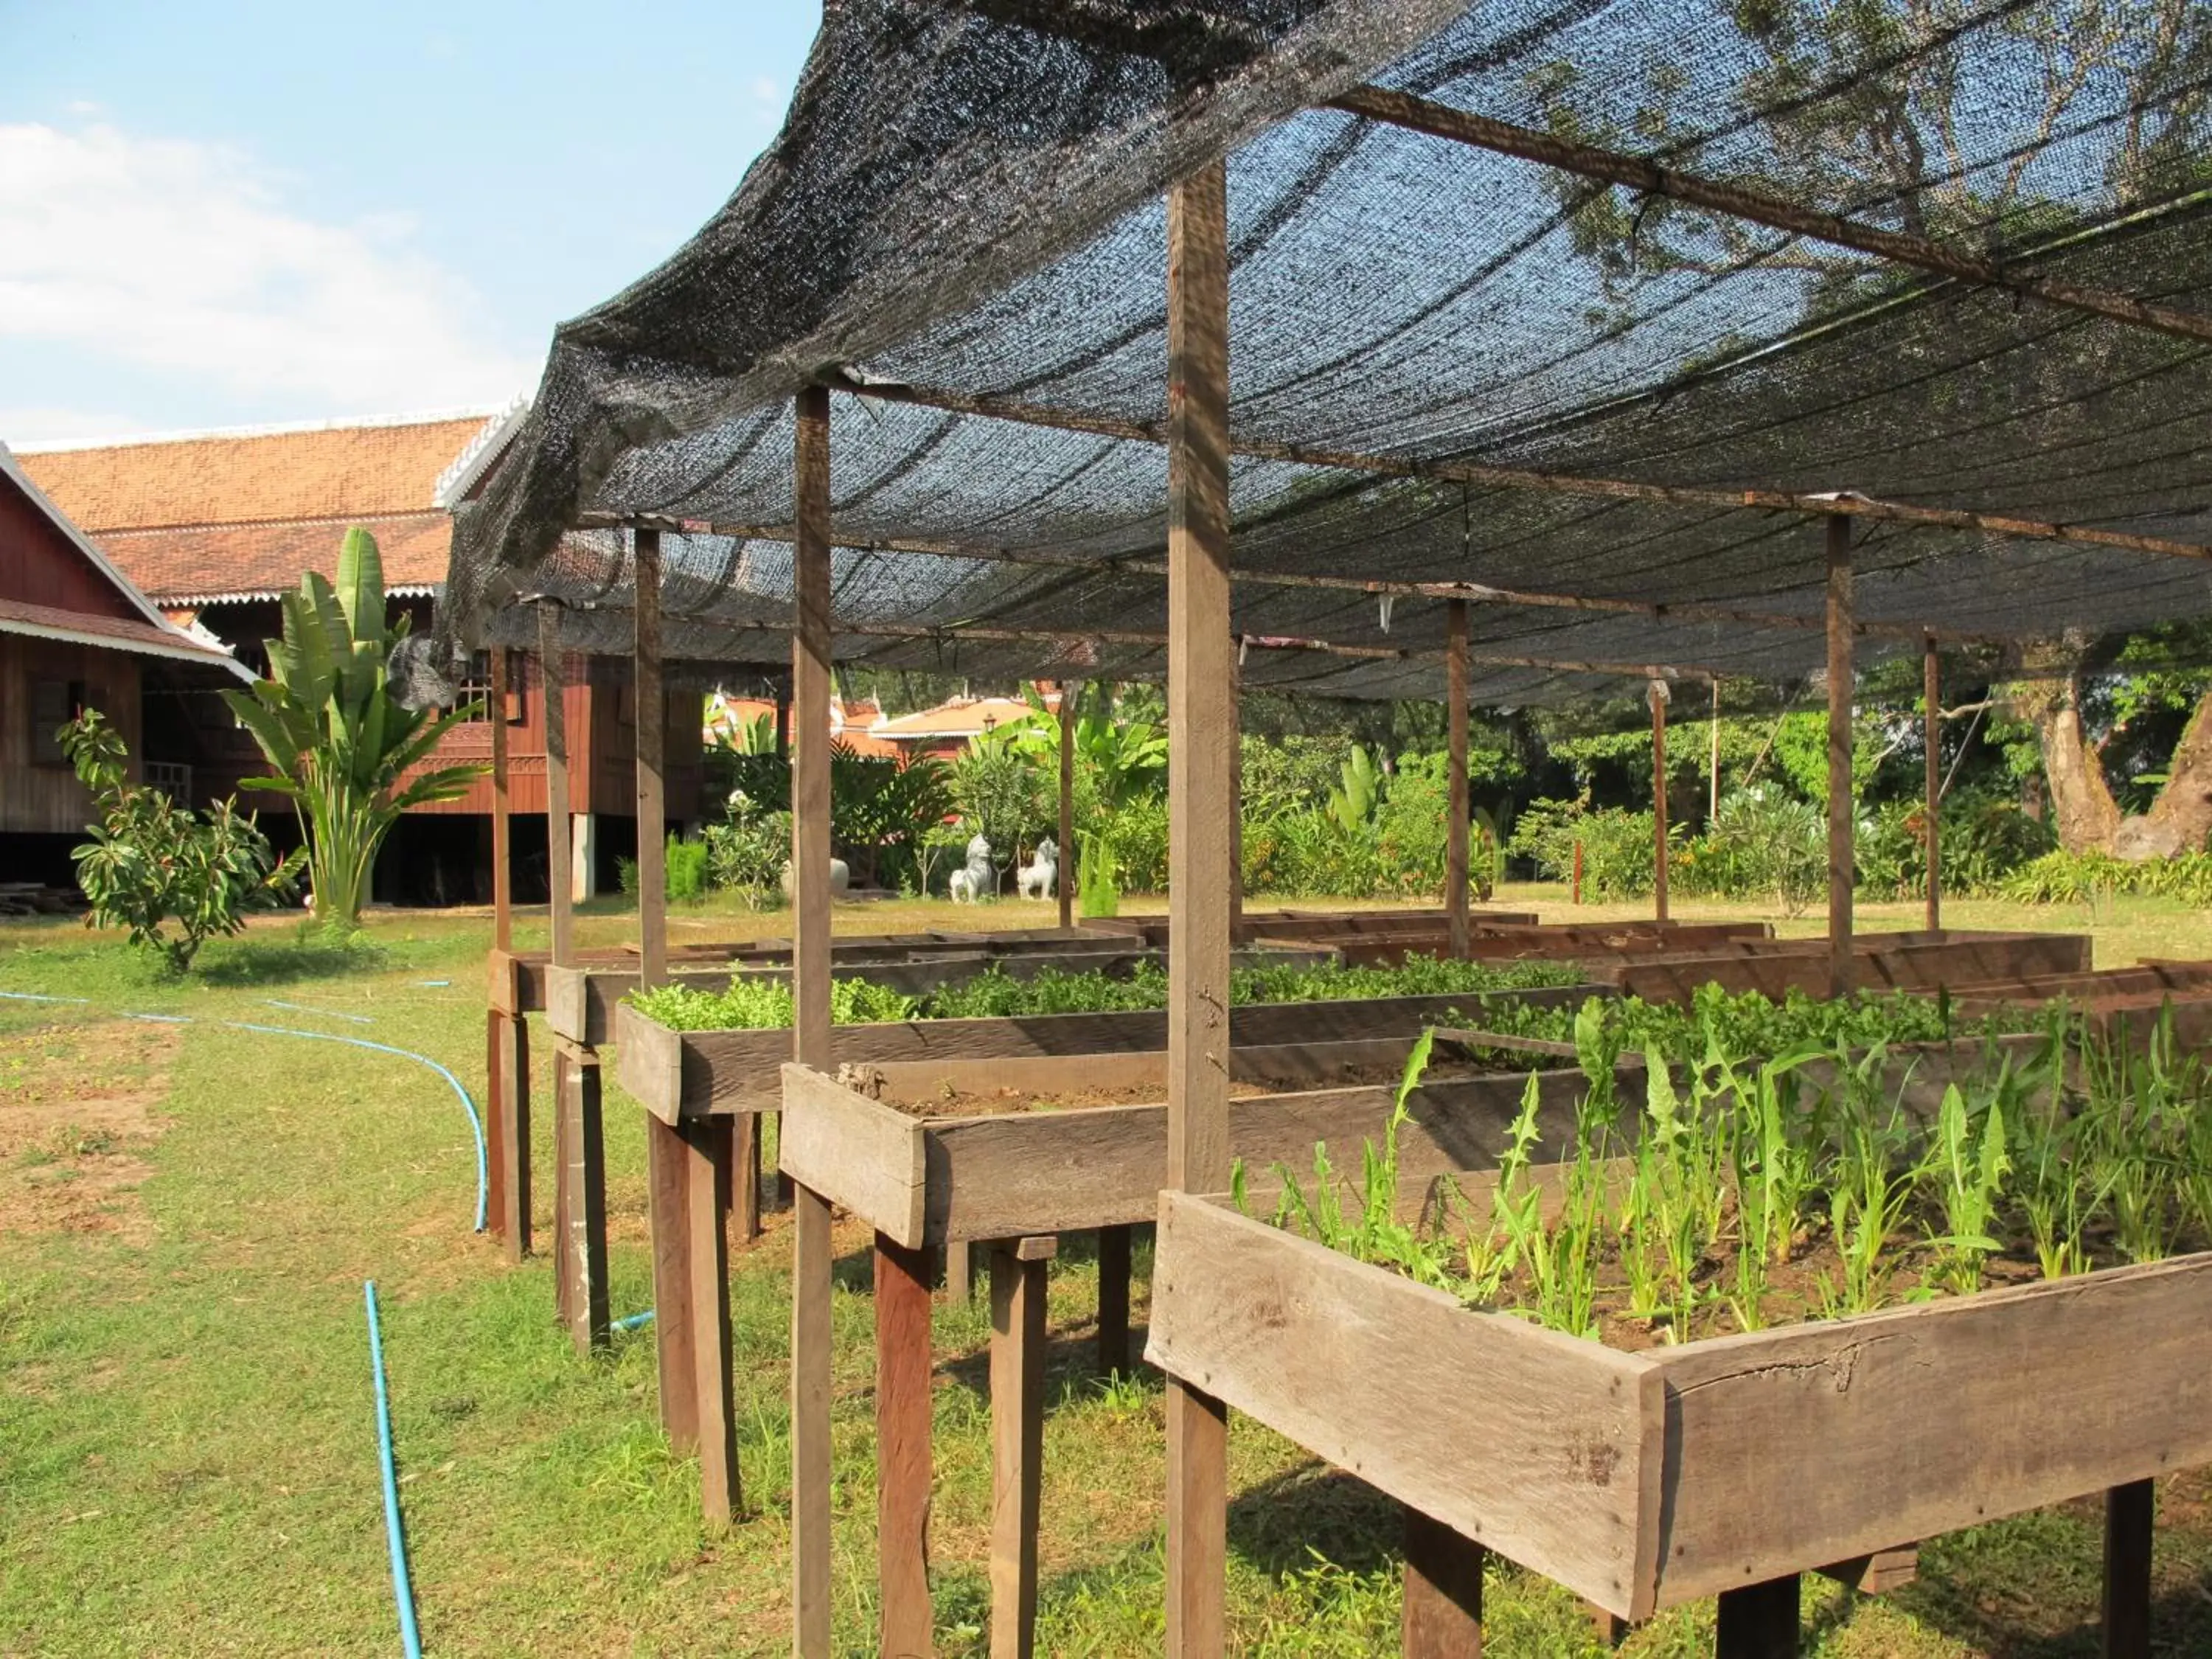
[222,528,484,928]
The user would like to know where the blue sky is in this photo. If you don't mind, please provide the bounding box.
[0,1,818,445]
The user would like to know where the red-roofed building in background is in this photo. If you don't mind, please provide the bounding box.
[0,445,254,888]
[15,411,701,905]
[868,690,1060,760]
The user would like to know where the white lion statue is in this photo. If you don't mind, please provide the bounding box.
[1018,839,1058,901]
[947,834,995,904]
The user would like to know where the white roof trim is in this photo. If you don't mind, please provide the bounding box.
[0,613,256,679]
[0,442,253,677]
[10,405,519,454]
[433,395,532,508]
[156,582,440,607]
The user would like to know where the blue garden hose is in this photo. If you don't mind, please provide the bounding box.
[364,1281,425,1659]
[0,992,487,1232]
[613,1310,655,1332]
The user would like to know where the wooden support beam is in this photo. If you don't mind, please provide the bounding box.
[484,1009,507,1245]
[1096,1222,1132,1375]
[790,382,836,1659]
[1924,636,1942,933]
[635,529,667,987]
[1650,679,1669,925]
[1057,682,1075,931]
[1445,599,1470,960]
[803,380,2212,569]
[1826,516,1854,1001]
[540,608,575,967]
[1709,677,1721,824]
[556,1045,610,1352]
[1402,1506,1485,1657]
[2103,1479,2154,1659]
[1165,156,1232,1659]
[495,1007,531,1259]
[734,1112,761,1243]
[1329,85,2212,348]
[490,647,512,949]
[990,1237,1054,1659]
[689,1116,740,1528]
[1228,653,1245,944]
[945,1238,975,1302]
[1716,1575,1801,1658]
[877,1233,935,1656]
[646,1117,698,1452]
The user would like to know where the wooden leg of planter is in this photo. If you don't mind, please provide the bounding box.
[991,1237,1053,1659]
[1716,1573,1799,1658]
[484,1008,507,1243]
[877,1231,935,1658]
[1584,1601,1629,1648]
[1402,1506,1483,1656]
[552,1047,574,1324]
[1096,1223,1132,1375]
[945,1238,973,1302]
[560,1047,609,1353]
[497,1009,531,1259]
[733,1112,761,1242]
[791,1181,834,1657]
[2103,1478,2154,1659]
[689,1117,739,1528]
[645,1116,698,1453]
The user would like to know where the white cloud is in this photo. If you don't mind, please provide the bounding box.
[0,122,536,420]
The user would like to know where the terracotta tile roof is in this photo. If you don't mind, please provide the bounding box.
[0,595,246,669]
[871,693,1057,740]
[93,513,451,604]
[18,417,492,532]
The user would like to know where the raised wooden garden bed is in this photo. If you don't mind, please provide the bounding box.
[1148,1191,2212,1626]
[1608,929,2091,1002]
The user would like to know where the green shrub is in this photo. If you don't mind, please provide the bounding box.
[703,809,790,909]
[60,709,302,973]
[666,835,711,902]
[1677,787,1823,915]
[1508,799,1665,898]
[2000,849,2212,906]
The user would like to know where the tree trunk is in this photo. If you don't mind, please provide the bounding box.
[2118,690,2212,859]
[2008,660,2122,853]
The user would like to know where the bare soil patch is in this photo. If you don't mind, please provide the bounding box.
[0,1018,178,1242]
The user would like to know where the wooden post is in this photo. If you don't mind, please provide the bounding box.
[945,1238,974,1301]
[1096,1223,1132,1375]
[790,383,836,1659]
[1402,1506,1484,1656]
[490,647,512,947]
[540,608,574,966]
[1164,156,1232,1659]
[2103,1479,2154,1659]
[647,1120,697,1451]
[635,529,667,987]
[1057,682,1075,930]
[555,1043,609,1352]
[1649,678,1669,925]
[734,1113,761,1244]
[877,1233,936,1656]
[484,1008,507,1245]
[1709,677,1721,824]
[1826,515,1854,1001]
[1716,1574,1800,1658]
[1228,652,1244,945]
[689,1116,739,1528]
[990,1237,1054,1659]
[1924,635,1942,933]
[1445,599,1470,959]
[495,1002,530,1259]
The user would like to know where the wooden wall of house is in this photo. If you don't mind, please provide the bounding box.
[0,633,141,834]
[0,481,141,619]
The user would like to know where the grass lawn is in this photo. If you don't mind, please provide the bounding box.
[4,888,2211,1655]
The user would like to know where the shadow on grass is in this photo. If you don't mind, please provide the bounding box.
[1228,1464,1402,1580]
[198,936,388,987]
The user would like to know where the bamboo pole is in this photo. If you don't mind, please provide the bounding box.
[1924,636,1943,933]
[490,647,512,949]
[1330,85,2212,348]
[1651,678,1670,925]
[1057,681,1075,930]
[1164,156,1232,1659]
[790,383,836,1659]
[1826,516,1855,1000]
[1445,599,1471,959]
[541,608,574,965]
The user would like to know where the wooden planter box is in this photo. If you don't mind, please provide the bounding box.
[1610,930,2092,1003]
[544,942,1336,1046]
[618,983,1604,1122]
[1148,1194,2212,1623]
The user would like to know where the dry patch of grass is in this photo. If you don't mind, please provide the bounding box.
[0,1018,177,1243]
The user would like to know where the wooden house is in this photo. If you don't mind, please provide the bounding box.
[0,445,252,888]
[18,412,700,905]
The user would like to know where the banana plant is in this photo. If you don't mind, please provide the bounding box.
[222,528,484,928]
